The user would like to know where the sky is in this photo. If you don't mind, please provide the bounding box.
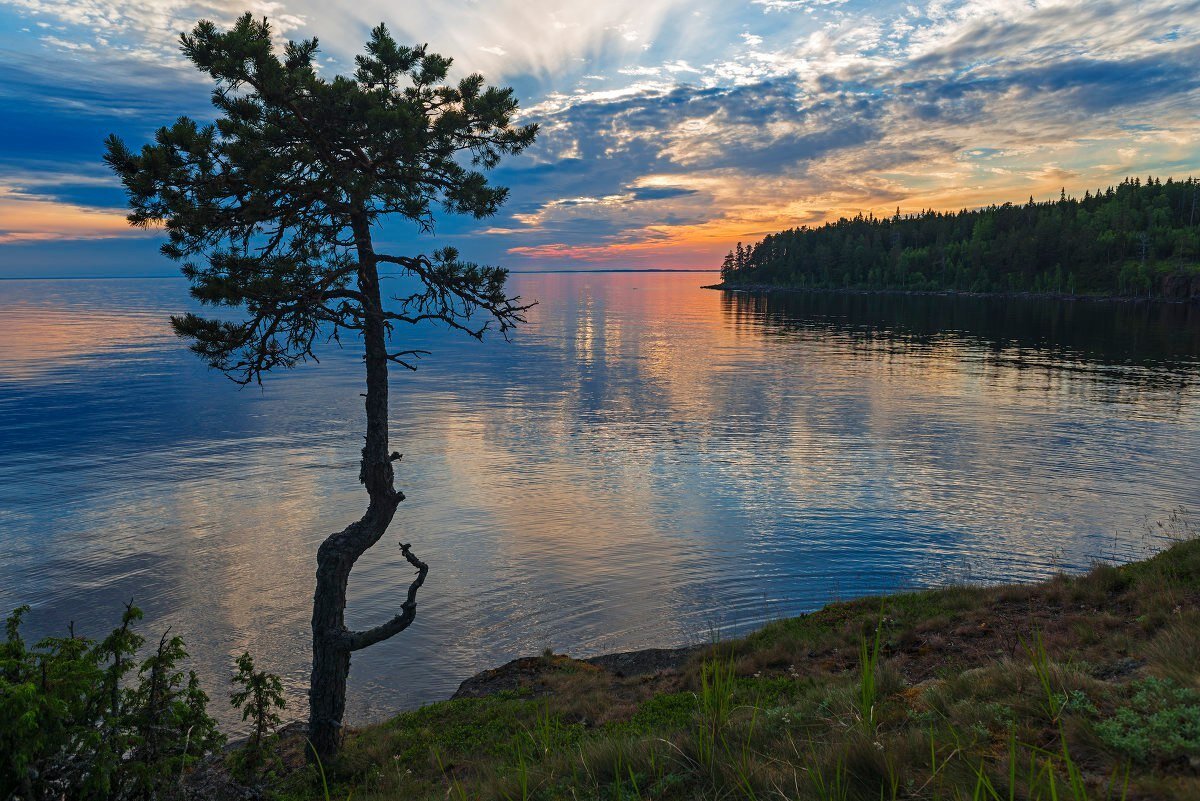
[0,0,1198,276]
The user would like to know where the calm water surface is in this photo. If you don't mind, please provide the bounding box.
[2,272,1199,729]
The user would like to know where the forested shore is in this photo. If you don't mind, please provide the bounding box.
[715,177,1200,301]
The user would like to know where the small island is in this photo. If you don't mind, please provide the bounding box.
[711,178,1200,302]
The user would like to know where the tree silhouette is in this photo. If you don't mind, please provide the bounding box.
[105,13,537,761]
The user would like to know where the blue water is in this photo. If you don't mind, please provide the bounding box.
[1,272,1198,729]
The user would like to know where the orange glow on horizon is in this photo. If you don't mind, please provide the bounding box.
[502,169,1157,270]
[0,190,136,245]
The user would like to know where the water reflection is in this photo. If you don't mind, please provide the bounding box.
[722,289,1200,395]
[1,274,1198,731]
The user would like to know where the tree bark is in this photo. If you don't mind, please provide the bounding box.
[307,211,406,762]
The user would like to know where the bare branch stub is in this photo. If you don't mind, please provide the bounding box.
[384,349,432,371]
[344,542,430,652]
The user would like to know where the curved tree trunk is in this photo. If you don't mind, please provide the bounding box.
[308,505,399,760]
[308,214,425,762]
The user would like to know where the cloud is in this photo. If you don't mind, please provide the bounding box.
[0,0,748,87]
[1,0,1198,271]
[630,186,700,201]
[752,0,849,10]
[0,183,136,244]
[0,160,153,244]
[471,0,1200,267]
[3,0,306,61]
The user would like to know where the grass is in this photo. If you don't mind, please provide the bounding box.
[256,533,1200,801]
[857,612,884,732]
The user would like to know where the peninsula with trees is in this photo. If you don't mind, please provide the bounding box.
[714,178,1200,301]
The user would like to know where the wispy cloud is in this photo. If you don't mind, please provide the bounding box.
[0,182,136,244]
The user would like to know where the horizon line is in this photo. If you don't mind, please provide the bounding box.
[0,267,721,281]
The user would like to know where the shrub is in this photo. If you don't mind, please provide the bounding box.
[0,603,223,800]
[229,651,286,762]
[1095,677,1200,763]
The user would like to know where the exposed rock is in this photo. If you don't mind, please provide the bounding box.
[583,645,705,677]
[452,644,705,700]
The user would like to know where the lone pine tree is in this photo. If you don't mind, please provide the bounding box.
[105,13,536,761]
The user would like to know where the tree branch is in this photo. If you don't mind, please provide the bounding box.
[384,349,432,371]
[344,543,429,651]
[375,252,538,340]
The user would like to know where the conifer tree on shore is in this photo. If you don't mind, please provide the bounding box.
[105,14,536,761]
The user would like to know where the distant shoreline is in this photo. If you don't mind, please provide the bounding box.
[703,281,1200,305]
[0,269,722,281]
[510,268,720,274]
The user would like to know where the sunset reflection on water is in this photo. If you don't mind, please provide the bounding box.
[1,272,1198,730]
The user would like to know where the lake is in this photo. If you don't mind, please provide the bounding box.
[1,271,1198,730]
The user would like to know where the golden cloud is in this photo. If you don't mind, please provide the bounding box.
[0,188,137,244]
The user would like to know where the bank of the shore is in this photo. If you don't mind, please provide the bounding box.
[704,281,1200,305]
[235,534,1200,801]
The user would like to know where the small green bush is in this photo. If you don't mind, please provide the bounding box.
[230,651,286,749]
[1095,677,1200,763]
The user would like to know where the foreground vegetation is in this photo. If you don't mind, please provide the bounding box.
[1,603,224,799]
[265,530,1200,801]
[1,606,283,800]
[719,177,1200,299]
